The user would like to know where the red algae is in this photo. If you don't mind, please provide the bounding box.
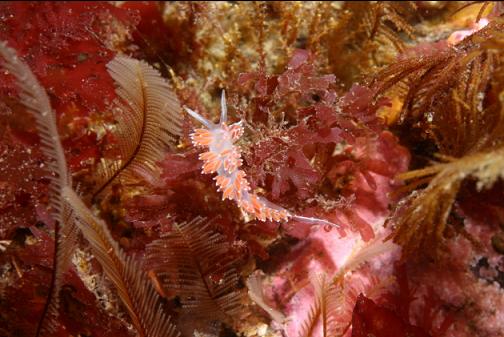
[351,294,431,337]
[1,2,504,337]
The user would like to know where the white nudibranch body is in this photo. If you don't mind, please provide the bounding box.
[184,91,339,228]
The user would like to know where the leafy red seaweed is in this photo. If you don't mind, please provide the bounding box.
[351,295,431,337]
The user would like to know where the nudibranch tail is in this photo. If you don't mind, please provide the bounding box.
[185,91,339,229]
[292,215,340,229]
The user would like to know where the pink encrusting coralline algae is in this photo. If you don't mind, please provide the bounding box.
[406,200,504,337]
[260,157,408,337]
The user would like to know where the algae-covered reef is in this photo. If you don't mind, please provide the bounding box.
[1,2,503,337]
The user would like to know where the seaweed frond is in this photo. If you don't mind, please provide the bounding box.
[299,274,343,337]
[300,269,397,337]
[372,18,504,155]
[0,41,78,336]
[374,18,504,254]
[246,271,286,324]
[62,186,179,337]
[93,54,183,200]
[145,217,244,328]
[334,238,397,282]
[390,145,504,254]
[325,2,415,87]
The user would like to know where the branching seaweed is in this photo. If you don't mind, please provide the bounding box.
[299,271,396,337]
[325,2,415,87]
[390,145,504,254]
[145,217,244,330]
[93,55,183,201]
[0,41,78,336]
[1,42,180,337]
[63,186,179,337]
[374,17,504,253]
[372,18,504,153]
[299,274,343,337]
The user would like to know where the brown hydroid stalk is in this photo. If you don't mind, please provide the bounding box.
[0,41,77,336]
[63,186,179,337]
[145,217,244,327]
[93,55,183,201]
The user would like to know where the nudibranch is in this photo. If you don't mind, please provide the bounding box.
[184,91,339,228]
